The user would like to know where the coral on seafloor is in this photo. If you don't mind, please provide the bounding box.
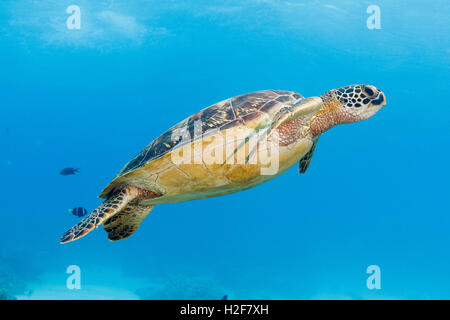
[0,287,17,300]
[0,248,47,300]
[136,274,226,300]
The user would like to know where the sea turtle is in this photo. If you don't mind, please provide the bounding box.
[60,84,386,243]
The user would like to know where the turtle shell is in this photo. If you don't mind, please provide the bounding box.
[100,90,304,198]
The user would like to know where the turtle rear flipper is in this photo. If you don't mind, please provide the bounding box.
[60,186,139,244]
[103,204,154,241]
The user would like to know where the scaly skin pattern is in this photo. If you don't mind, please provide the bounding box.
[310,85,386,136]
[60,186,138,243]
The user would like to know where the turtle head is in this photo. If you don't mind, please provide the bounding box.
[329,84,386,120]
[310,84,386,136]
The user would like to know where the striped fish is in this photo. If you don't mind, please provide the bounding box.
[69,207,87,218]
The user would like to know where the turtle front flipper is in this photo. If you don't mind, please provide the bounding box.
[60,186,139,244]
[298,137,319,174]
[103,204,154,241]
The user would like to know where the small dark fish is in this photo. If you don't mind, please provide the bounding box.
[221,295,228,300]
[69,207,88,217]
[60,168,79,176]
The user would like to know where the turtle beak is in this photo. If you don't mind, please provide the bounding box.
[379,91,387,107]
[372,91,386,107]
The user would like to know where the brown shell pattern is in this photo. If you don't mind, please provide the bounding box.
[117,90,304,176]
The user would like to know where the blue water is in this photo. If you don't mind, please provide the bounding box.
[1,0,449,299]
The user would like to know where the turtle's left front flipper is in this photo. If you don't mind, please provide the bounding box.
[60,186,139,244]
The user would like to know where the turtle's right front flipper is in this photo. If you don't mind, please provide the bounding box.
[103,204,154,241]
[60,186,139,244]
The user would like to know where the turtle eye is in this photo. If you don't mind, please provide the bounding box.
[363,85,377,98]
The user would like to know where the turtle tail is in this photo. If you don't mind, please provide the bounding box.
[60,186,139,244]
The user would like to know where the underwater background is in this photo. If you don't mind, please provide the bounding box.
[0,0,449,299]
